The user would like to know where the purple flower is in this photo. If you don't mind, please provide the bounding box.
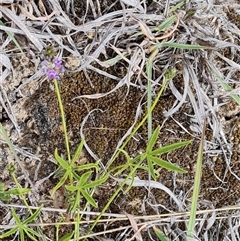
[47,69,59,80]
[53,57,63,68]
[41,56,65,80]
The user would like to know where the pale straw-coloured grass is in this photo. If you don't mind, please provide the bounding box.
[0,0,240,240]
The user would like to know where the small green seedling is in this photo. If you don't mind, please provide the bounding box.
[153,226,169,241]
[0,207,42,241]
[52,138,101,196]
[143,125,189,180]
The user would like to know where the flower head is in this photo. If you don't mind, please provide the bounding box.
[46,69,59,80]
[41,55,65,80]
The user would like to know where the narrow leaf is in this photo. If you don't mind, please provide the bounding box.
[0,220,18,238]
[23,206,42,224]
[81,189,97,208]
[54,149,69,170]
[146,126,160,153]
[11,208,21,224]
[24,228,40,241]
[59,231,74,241]
[153,226,169,241]
[51,173,68,196]
[4,188,31,195]
[0,20,24,55]
[68,190,81,213]
[74,163,98,172]
[147,155,187,173]
[187,117,206,238]
[71,138,85,164]
[84,174,108,188]
[154,15,176,31]
[65,185,78,192]
[0,192,11,201]
[147,157,157,180]
[79,171,92,185]
[161,42,209,49]
[151,140,191,155]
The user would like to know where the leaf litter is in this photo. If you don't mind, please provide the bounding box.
[0,0,240,240]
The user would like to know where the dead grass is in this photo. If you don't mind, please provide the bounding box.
[0,0,240,240]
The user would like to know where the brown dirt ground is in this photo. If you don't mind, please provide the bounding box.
[0,1,239,240]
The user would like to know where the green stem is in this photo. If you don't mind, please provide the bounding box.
[146,47,159,141]
[187,117,206,238]
[86,159,143,240]
[87,74,172,238]
[106,71,169,171]
[53,79,71,163]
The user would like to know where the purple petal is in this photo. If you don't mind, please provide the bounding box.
[47,69,58,79]
[53,57,63,68]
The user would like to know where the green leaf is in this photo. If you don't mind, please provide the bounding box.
[119,148,131,161]
[65,185,78,192]
[72,171,81,181]
[0,20,24,55]
[11,208,21,224]
[0,207,42,239]
[161,42,209,50]
[213,72,240,105]
[20,229,25,241]
[0,192,11,201]
[147,157,157,180]
[51,173,68,196]
[103,52,129,67]
[23,206,42,224]
[0,222,18,238]
[4,188,31,195]
[151,140,191,155]
[187,118,206,237]
[154,15,176,31]
[74,163,98,172]
[168,0,185,13]
[0,183,11,201]
[69,190,81,213]
[71,138,85,164]
[146,126,160,153]
[81,189,97,208]
[83,174,108,188]
[24,228,40,241]
[79,171,92,185]
[59,231,74,241]
[147,155,187,173]
[54,149,69,170]
[153,226,169,241]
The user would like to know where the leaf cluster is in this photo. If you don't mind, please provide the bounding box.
[52,138,108,213]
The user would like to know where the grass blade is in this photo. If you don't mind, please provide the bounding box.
[187,117,206,238]
[161,42,209,49]
[0,20,24,55]
[153,226,169,241]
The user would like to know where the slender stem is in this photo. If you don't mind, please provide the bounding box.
[187,117,206,238]
[147,61,152,142]
[146,47,159,141]
[53,79,71,163]
[87,158,144,239]
[106,64,169,171]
